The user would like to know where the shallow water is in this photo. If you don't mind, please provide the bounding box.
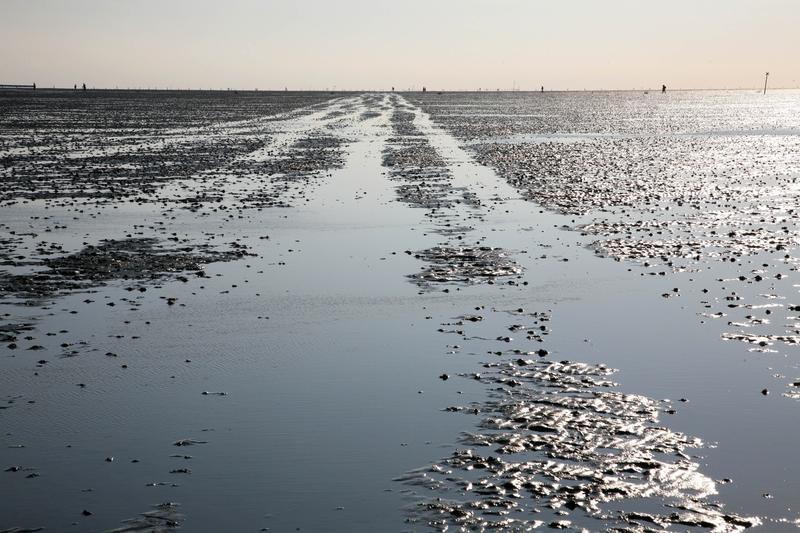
[2,89,800,532]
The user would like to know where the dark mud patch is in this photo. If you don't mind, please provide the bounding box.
[231,132,350,209]
[0,90,339,204]
[391,168,456,210]
[173,193,226,212]
[0,322,35,350]
[105,502,182,532]
[360,110,382,120]
[388,109,424,137]
[409,246,522,286]
[0,238,251,302]
[256,140,345,175]
[0,236,23,265]
[290,135,344,151]
[383,142,446,169]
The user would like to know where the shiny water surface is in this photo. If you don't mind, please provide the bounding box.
[1,89,800,532]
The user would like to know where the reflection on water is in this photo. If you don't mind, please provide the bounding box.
[1,90,800,531]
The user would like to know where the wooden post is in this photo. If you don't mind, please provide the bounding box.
[764,72,769,95]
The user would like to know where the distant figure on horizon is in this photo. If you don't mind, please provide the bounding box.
[422,86,426,93]
[32,82,36,90]
[662,84,667,93]
[74,84,77,90]
[82,83,86,91]
[541,86,544,92]
[391,86,395,91]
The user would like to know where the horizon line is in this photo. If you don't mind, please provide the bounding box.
[2,86,799,93]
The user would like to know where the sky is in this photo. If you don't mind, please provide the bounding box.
[1,0,798,91]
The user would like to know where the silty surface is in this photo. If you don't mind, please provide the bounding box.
[1,89,799,531]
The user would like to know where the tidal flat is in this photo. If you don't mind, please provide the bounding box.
[2,89,800,532]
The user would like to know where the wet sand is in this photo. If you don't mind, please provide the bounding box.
[2,89,800,531]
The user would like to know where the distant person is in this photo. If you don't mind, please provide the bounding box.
[74,84,77,90]
[391,86,395,91]
[541,86,544,92]
[82,83,86,91]
[32,82,36,90]
[662,84,667,93]
[422,86,426,93]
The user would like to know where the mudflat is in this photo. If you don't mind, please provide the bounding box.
[2,89,800,532]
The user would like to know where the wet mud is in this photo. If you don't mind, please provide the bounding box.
[104,502,182,532]
[382,98,520,289]
[411,90,800,404]
[408,246,521,285]
[371,95,769,529]
[383,101,454,210]
[0,237,250,302]
[3,90,800,531]
[0,91,336,203]
[0,92,373,532]
[400,309,760,532]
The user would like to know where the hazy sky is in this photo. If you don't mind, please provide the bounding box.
[2,0,798,90]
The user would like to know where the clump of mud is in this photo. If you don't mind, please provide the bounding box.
[105,502,182,532]
[389,109,424,137]
[0,238,251,301]
[409,246,521,285]
[383,141,446,169]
